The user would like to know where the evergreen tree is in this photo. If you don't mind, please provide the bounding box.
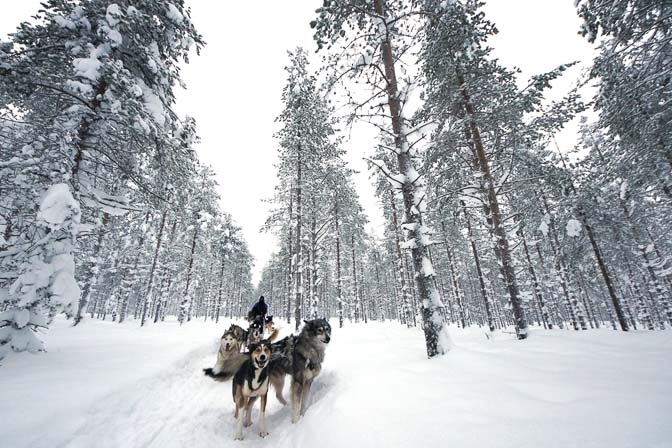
[311,0,451,357]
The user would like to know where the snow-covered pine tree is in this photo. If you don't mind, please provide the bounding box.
[370,139,418,327]
[311,0,450,357]
[577,0,672,200]
[268,48,363,329]
[575,0,672,329]
[419,0,584,337]
[0,0,205,353]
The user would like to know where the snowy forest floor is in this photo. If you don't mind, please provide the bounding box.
[1,317,671,448]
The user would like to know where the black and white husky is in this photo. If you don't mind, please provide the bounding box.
[268,318,331,423]
[247,316,280,347]
[232,339,272,440]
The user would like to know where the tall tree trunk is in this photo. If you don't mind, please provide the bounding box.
[373,251,385,321]
[74,212,110,325]
[286,185,294,324]
[153,219,177,324]
[458,74,527,339]
[234,266,243,318]
[307,206,317,319]
[553,143,628,331]
[140,211,167,326]
[441,221,466,328]
[335,201,344,328]
[644,227,672,290]
[390,189,414,327]
[351,234,360,323]
[201,263,215,321]
[639,246,672,326]
[521,232,550,329]
[310,243,319,319]
[155,276,172,324]
[269,261,275,316]
[375,0,448,356]
[578,270,603,329]
[534,243,564,329]
[71,80,109,325]
[214,254,226,324]
[182,218,199,324]
[462,203,495,332]
[617,199,669,325]
[538,191,586,330]
[118,213,150,323]
[579,206,629,331]
[310,201,319,319]
[575,277,596,329]
[294,141,303,331]
[359,260,368,323]
[359,263,369,324]
[229,265,240,319]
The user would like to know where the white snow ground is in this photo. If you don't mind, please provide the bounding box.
[1,317,671,448]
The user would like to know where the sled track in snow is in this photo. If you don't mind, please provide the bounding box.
[63,341,338,448]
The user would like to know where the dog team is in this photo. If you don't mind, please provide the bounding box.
[203,295,332,440]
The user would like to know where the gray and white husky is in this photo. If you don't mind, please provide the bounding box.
[203,326,246,381]
[268,318,331,423]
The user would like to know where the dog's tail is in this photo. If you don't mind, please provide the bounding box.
[267,327,280,342]
[203,353,247,382]
[202,368,234,382]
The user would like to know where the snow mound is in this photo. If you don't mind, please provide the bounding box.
[566,218,582,237]
[37,183,80,227]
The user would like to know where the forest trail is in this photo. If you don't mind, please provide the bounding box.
[63,332,337,448]
[2,319,671,448]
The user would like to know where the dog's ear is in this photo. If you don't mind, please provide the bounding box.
[303,319,309,324]
[248,342,259,352]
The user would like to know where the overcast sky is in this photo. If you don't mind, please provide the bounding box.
[1,0,595,285]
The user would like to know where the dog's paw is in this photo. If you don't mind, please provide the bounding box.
[243,420,253,428]
[234,434,244,441]
[259,431,269,438]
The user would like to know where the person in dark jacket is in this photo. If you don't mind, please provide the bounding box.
[248,296,268,322]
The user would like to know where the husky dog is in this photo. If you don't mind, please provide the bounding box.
[264,315,280,342]
[270,334,295,356]
[232,339,272,440]
[226,322,261,353]
[203,326,246,382]
[228,324,247,345]
[246,317,264,347]
[266,335,296,405]
[268,318,331,422]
